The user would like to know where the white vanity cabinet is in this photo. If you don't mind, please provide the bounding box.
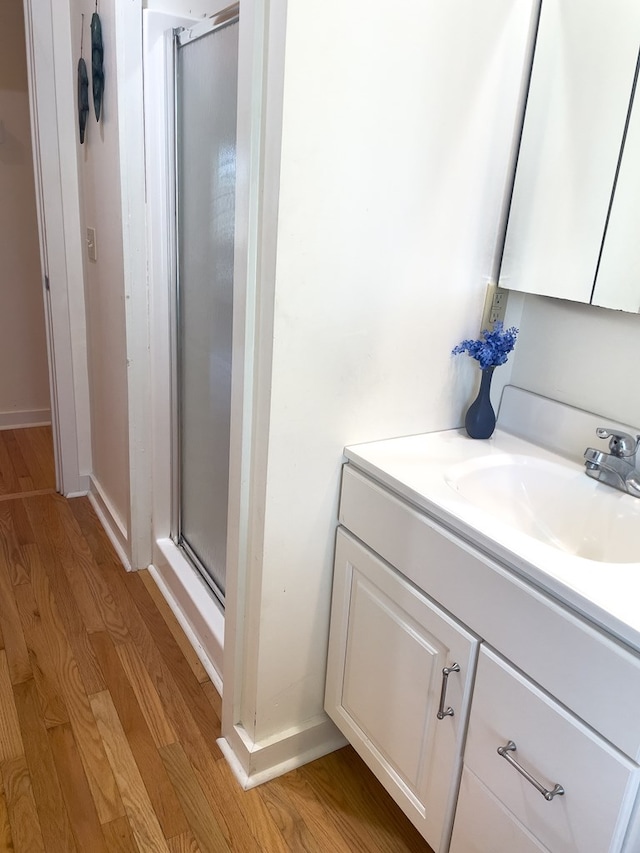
[325,529,479,853]
[326,456,640,852]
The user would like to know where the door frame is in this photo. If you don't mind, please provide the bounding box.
[22,0,91,497]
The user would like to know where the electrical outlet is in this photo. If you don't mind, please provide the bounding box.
[480,282,508,330]
[489,288,508,325]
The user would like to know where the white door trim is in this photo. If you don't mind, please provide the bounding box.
[22,0,91,497]
[113,1,153,570]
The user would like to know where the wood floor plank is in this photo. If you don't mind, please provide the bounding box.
[0,435,21,496]
[160,742,231,853]
[68,501,226,761]
[12,679,77,853]
[48,723,108,853]
[139,570,209,684]
[86,576,252,850]
[0,432,33,493]
[0,784,14,853]
[298,749,433,853]
[0,550,32,684]
[254,778,323,853]
[2,498,35,546]
[79,547,218,755]
[90,690,172,853]
[84,573,258,851]
[0,490,55,503]
[261,764,366,853]
[1,756,46,853]
[123,571,220,746]
[67,496,123,573]
[181,744,262,853]
[48,497,109,634]
[12,430,49,492]
[90,630,189,840]
[0,501,31,585]
[28,429,55,491]
[24,497,106,695]
[13,583,69,729]
[73,536,222,760]
[26,551,124,824]
[209,748,295,853]
[27,495,107,635]
[115,641,178,749]
[70,504,270,853]
[100,815,139,853]
[167,830,202,853]
[54,498,130,643]
[224,773,294,853]
[16,543,39,585]
[0,653,24,761]
[200,680,222,722]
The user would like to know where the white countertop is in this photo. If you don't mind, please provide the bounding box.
[344,409,640,653]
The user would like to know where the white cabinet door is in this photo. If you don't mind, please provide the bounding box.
[325,529,479,853]
[498,0,640,305]
[592,74,640,313]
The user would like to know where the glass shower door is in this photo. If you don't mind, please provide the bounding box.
[174,11,239,605]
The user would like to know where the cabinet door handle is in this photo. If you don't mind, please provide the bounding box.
[497,740,565,801]
[436,662,460,720]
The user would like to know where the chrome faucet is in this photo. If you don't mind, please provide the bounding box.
[584,427,640,498]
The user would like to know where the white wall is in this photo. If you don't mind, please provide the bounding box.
[0,0,50,428]
[509,295,640,429]
[145,0,211,15]
[71,0,131,535]
[239,0,538,749]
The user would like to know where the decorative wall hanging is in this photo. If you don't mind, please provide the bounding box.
[91,4,104,121]
[77,15,89,144]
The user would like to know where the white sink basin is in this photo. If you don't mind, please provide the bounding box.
[344,389,640,650]
[445,453,640,564]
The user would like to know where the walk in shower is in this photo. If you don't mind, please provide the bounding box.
[172,10,239,607]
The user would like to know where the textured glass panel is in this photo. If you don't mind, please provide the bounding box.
[176,21,238,600]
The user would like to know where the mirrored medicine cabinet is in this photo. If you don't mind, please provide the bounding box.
[498,0,640,313]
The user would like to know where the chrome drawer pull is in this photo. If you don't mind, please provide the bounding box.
[497,740,565,801]
[437,662,460,720]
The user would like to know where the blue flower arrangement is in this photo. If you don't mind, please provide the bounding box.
[452,322,519,370]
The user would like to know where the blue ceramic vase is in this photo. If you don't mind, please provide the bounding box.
[465,367,496,439]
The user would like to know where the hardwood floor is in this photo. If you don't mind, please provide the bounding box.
[0,430,434,852]
[0,427,56,497]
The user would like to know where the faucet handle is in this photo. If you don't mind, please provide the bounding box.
[595,427,639,458]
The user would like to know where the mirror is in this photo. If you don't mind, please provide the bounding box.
[498,0,640,313]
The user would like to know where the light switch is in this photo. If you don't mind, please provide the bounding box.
[86,227,97,262]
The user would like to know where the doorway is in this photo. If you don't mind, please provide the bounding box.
[0,0,55,490]
[172,12,240,607]
[18,0,91,499]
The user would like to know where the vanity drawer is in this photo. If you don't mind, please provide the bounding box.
[339,463,640,759]
[463,647,640,853]
[450,767,548,853]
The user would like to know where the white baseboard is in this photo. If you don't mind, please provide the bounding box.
[0,409,51,430]
[88,475,131,571]
[219,714,348,790]
[65,476,91,499]
[151,538,224,693]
